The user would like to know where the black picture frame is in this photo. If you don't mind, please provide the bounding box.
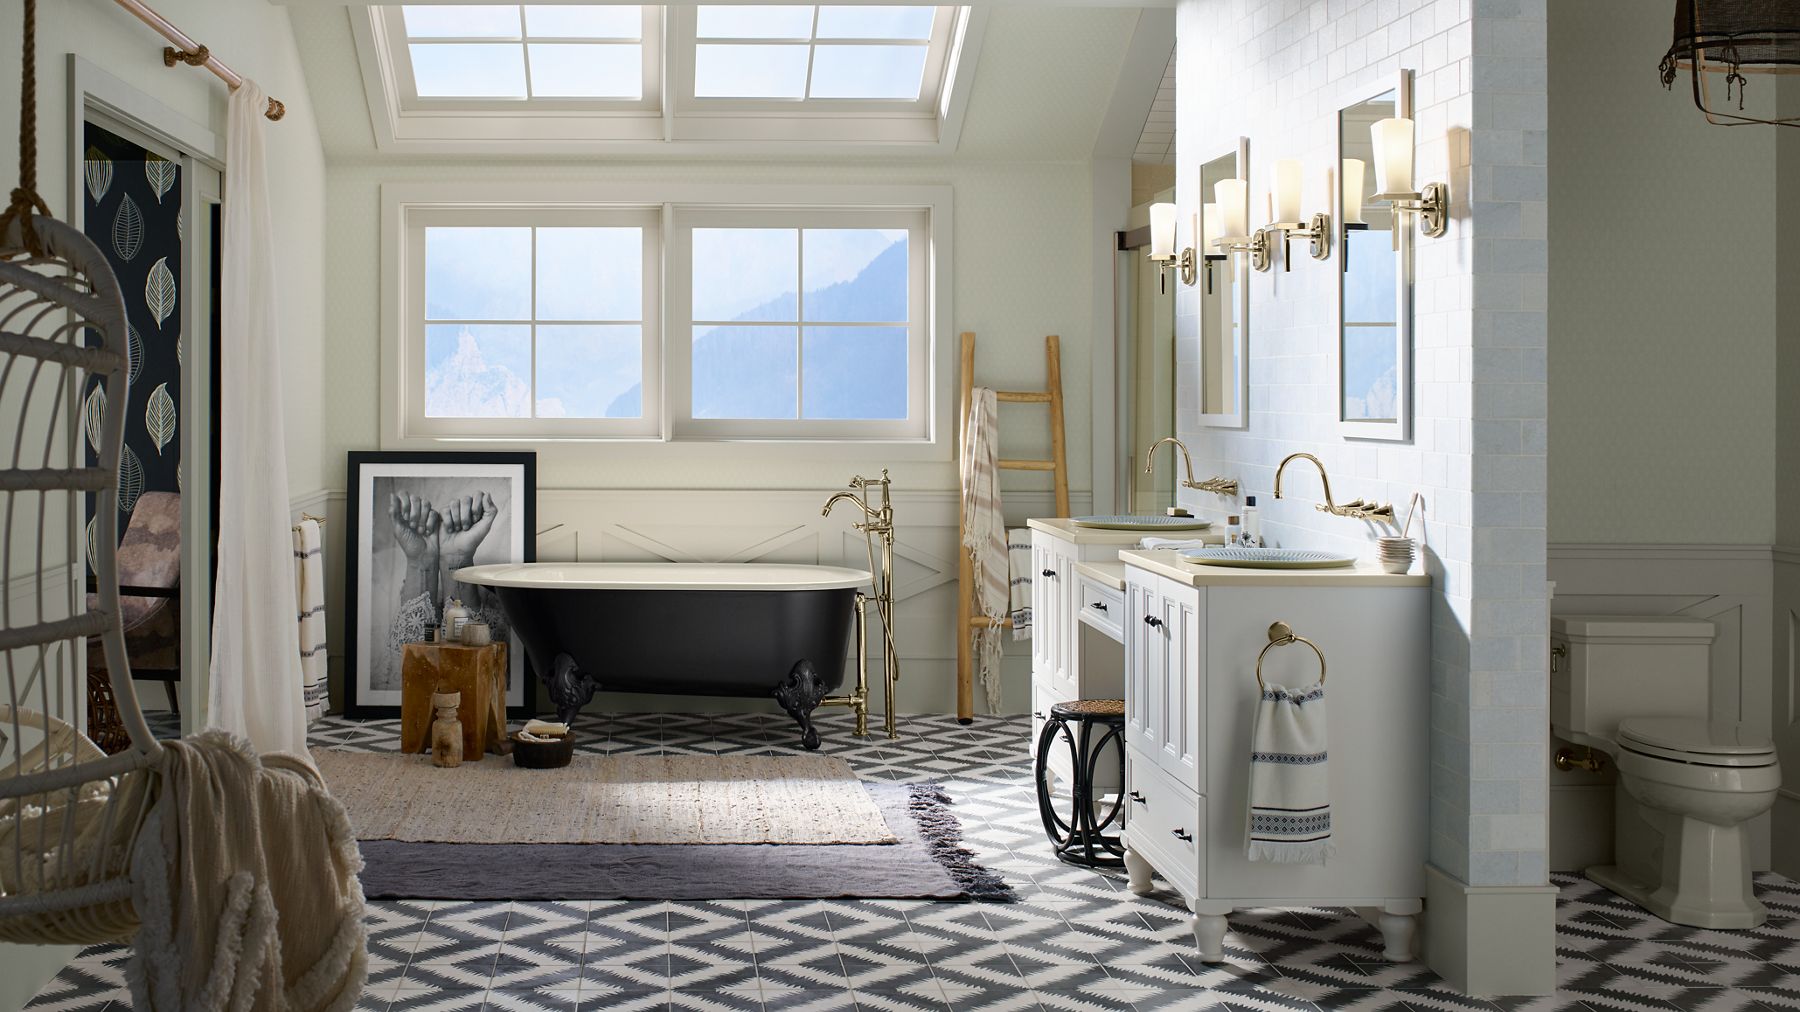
[342,450,537,720]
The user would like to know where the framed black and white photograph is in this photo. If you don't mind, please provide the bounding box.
[343,451,536,719]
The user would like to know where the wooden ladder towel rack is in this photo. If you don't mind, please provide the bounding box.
[956,331,1070,723]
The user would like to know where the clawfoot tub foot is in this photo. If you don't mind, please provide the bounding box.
[773,659,829,751]
[544,652,601,725]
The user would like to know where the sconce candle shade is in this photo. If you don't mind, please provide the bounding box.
[1214,178,1249,238]
[1273,159,1303,224]
[1342,159,1366,224]
[1371,117,1415,195]
[1149,202,1178,259]
[1201,202,1222,249]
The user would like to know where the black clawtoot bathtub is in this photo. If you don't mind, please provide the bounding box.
[453,563,867,750]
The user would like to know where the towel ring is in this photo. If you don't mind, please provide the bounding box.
[1255,621,1326,691]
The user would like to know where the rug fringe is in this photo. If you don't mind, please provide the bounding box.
[907,784,1016,903]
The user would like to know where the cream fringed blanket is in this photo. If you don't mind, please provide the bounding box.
[960,386,1007,714]
[128,732,368,1012]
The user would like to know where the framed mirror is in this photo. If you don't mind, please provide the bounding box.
[1336,73,1411,441]
[1198,138,1248,428]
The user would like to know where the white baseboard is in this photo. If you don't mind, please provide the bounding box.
[1421,864,1558,996]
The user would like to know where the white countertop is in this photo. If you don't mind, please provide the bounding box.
[1118,548,1432,588]
[1026,517,1225,546]
[1073,560,1127,590]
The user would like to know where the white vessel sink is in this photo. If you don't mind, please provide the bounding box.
[1071,515,1213,531]
[1177,546,1355,569]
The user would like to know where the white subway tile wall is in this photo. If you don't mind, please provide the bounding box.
[1173,0,1547,889]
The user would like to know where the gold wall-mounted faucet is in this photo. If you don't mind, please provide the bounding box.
[1272,452,1395,522]
[1142,437,1240,499]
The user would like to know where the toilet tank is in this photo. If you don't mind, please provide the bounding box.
[1549,615,1715,746]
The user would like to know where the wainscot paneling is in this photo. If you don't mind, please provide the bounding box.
[1546,543,1781,871]
[302,486,1088,720]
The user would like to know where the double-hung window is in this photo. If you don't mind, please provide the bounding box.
[403,207,662,438]
[388,187,941,447]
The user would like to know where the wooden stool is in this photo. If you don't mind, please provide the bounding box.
[1035,698,1127,867]
[400,642,510,760]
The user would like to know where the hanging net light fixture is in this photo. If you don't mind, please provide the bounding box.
[1660,0,1800,127]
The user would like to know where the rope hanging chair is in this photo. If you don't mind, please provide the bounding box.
[0,0,165,945]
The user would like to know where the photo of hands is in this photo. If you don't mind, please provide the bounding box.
[345,452,536,717]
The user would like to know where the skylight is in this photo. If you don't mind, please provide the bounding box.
[400,5,649,100]
[693,5,935,100]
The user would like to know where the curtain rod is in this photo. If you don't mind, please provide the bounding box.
[110,0,286,121]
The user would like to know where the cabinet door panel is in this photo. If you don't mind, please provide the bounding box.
[1157,582,1204,790]
[1030,538,1056,684]
[1123,574,1161,756]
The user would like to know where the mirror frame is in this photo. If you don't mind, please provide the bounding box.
[1334,70,1413,442]
[1198,136,1250,429]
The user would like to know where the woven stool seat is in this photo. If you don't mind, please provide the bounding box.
[1050,698,1124,721]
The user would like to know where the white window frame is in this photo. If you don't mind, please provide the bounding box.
[668,206,931,442]
[381,182,952,457]
[392,201,664,440]
[352,6,986,154]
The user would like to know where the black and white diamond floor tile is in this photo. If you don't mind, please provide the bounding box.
[28,711,1800,1012]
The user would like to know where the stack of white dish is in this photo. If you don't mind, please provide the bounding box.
[1376,537,1415,574]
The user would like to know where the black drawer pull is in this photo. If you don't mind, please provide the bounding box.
[1171,828,1192,842]
[1041,569,1057,579]
[1090,601,1108,612]
[1129,791,1147,805]
[1143,615,1163,628]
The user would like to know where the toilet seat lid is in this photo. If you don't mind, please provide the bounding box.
[1618,718,1775,762]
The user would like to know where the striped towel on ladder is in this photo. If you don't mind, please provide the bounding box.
[1006,529,1032,639]
[1247,681,1334,864]
[960,387,1006,714]
[293,517,329,722]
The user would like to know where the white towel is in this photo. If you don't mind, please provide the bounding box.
[1247,680,1334,865]
[960,387,1006,714]
[1140,537,1212,550]
[1006,528,1032,640]
[293,518,328,723]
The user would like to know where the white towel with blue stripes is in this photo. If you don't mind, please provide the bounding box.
[1247,680,1334,864]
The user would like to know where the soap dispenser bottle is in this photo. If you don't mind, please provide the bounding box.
[1242,496,1263,547]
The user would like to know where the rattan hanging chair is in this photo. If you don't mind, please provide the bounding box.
[0,1,165,945]
[0,211,165,946]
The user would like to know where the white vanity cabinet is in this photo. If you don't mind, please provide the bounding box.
[1118,549,1432,963]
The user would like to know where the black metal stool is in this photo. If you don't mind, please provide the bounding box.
[1035,698,1127,867]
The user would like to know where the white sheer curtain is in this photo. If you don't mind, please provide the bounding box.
[208,80,307,757]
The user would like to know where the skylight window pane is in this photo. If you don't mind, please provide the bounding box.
[403,5,521,39]
[425,227,532,319]
[528,44,642,98]
[695,44,810,98]
[536,325,643,418]
[803,229,908,322]
[409,43,528,98]
[807,45,927,99]
[425,324,532,417]
[523,5,641,39]
[815,6,935,40]
[536,228,643,319]
[696,6,816,39]
[692,228,798,321]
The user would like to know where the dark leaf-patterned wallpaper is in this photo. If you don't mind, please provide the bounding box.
[83,122,182,565]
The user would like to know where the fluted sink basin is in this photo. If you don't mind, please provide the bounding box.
[1071,515,1213,531]
[1177,546,1355,569]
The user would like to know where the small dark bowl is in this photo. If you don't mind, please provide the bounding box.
[512,732,575,769]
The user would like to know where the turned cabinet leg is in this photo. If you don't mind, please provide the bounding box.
[1123,845,1154,896]
[1189,901,1230,963]
[1378,910,1417,961]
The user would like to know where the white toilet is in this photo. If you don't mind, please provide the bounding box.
[1550,615,1781,929]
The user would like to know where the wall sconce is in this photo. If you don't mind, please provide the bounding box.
[1370,117,1448,239]
[1148,201,1197,290]
[1262,158,1331,269]
[1208,178,1271,273]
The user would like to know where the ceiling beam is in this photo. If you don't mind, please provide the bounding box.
[1091,6,1175,159]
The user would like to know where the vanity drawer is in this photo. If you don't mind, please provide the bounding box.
[1124,746,1202,900]
[1077,577,1125,642]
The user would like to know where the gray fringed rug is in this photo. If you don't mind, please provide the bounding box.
[355,783,1014,902]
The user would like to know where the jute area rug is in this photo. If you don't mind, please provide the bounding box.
[313,751,897,846]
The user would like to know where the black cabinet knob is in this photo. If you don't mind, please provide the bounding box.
[1041,569,1057,579]
[1171,828,1192,842]
[1129,791,1147,805]
[1143,615,1163,628]
[1090,601,1108,612]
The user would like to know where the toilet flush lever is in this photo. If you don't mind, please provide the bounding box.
[1554,747,1606,774]
[1550,644,1566,675]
